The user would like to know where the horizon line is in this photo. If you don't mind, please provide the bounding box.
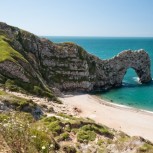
[41,35,153,38]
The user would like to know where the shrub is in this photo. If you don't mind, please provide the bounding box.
[81,124,113,138]
[137,143,153,152]
[33,86,43,95]
[62,145,76,153]
[77,130,96,143]
[48,121,62,134]
[43,116,59,123]
[0,113,9,122]
[56,132,69,142]
[97,139,105,146]
[5,79,19,91]
[57,113,76,120]
[30,128,51,153]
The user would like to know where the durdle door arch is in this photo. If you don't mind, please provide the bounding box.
[98,50,152,89]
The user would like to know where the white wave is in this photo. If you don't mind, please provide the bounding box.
[132,77,141,84]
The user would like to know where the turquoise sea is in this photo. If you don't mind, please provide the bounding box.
[45,36,153,112]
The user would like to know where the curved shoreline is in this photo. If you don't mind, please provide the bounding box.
[93,95,153,116]
[60,93,153,142]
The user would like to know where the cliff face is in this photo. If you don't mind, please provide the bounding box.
[0,22,152,94]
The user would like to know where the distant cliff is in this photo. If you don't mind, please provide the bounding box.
[0,22,152,97]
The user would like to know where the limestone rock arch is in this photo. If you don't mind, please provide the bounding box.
[97,50,152,89]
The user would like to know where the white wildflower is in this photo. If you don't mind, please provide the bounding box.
[50,144,54,148]
[42,146,46,150]
[31,135,36,138]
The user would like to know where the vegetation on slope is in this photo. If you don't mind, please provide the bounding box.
[1,108,153,153]
[0,35,27,63]
[0,90,37,112]
[4,79,60,103]
[0,89,153,152]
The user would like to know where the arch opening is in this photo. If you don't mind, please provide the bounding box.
[122,68,140,86]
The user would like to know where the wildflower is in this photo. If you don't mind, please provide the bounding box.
[50,144,54,148]
[31,135,36,138]
[42,146,46,150]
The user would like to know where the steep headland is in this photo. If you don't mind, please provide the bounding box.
[0,22,151,97]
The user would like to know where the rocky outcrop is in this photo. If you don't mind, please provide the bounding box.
[0,22,152,93]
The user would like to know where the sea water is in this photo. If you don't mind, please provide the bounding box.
[45,36,153,111]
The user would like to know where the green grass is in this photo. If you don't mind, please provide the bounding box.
[1,110,153,153]
[29,128,52,152]
[4,79,60,103]
[43,116,59,123]
[47,121,62,134]
[0,111,59,153]
[77,130,96,143]
[0,35,27,63]
[57,112,77,120]
[137,143,153,153]
[0,90,36,111]
[56,132,69,142]
[97,139,105,146]
[0,113,9,122]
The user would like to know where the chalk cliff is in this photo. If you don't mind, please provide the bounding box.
[0,22,152,96]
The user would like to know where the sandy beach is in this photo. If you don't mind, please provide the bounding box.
[60,94,153,143]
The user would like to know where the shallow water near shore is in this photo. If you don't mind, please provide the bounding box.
[45,36,153,111]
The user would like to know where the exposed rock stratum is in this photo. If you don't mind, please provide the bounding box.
[0,22,152,96]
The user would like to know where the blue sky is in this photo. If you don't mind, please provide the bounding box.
[0,0,153,36]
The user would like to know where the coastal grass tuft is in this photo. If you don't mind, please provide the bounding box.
[47,120,62,135]
[77,130,96,143]
[56,132,69,142]
[62,144,77,153]
[0,113,9,122]
[137,143,153,153]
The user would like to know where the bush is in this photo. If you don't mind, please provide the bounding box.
[77,130,96,143]
[0,113,9,122]
[56,132,69,142]
[33,86,61,103]
[43,116,59,123]
[97,139,105,146]
[33,86,43,95]
[5,79,19,91]
[81,124,113,138]
[62,145,76,153]
[137,143,153,152]
[30,129,51,153]
[48,121,62,134]
[57,113,76,120]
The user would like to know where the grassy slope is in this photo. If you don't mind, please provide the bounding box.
[0,90,36,111]
[1,87,151,150]
[0,89,153,152]
[0,35,27,63]
[1,110,153,153]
